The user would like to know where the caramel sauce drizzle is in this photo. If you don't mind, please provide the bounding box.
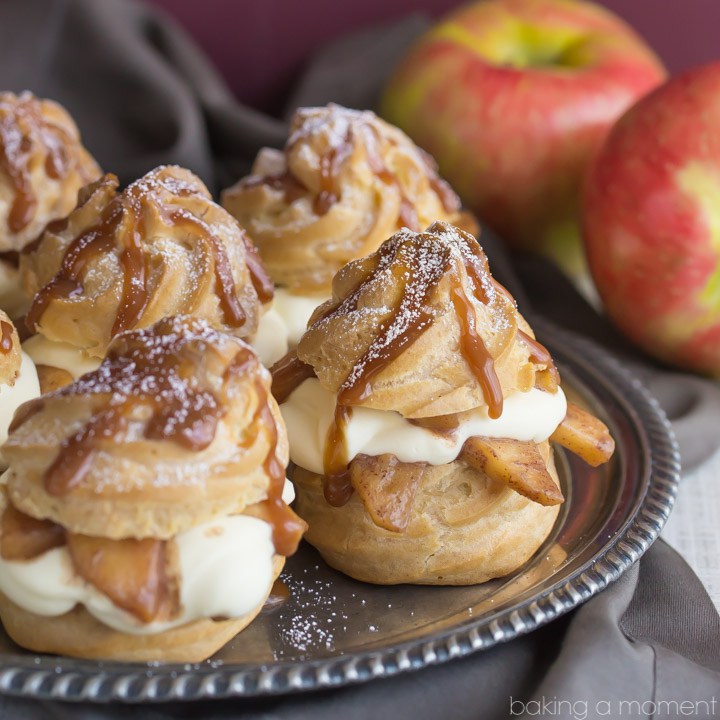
[518,329,560,383]
[322,404,354,507]
[246,106,460,230]
[312,126,354,215]
[162,206,246,327]
[270,351,316,403]
[26,172,250,335]
[225,351,305,556]
[239,171,309,206]
[41,321,231,497]
[241,231,274,304]
[0,93,73,234]
[0,320,13,354]
[449,286,503,420]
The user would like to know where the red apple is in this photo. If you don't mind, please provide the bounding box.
[583,63,720,376]
[380,0,666,276]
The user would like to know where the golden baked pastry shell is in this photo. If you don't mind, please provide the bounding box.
[292,443,560,585]
[0,556,284,662]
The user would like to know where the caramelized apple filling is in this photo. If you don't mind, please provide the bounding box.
[349,454,426,533]
[0,503,65,560]
[550,402,615,467]
[66,534,179,624]
[0,503,179,623]
[461,437,563,506]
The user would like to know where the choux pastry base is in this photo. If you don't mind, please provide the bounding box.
[292,445,560,585]
[0,556,284,662]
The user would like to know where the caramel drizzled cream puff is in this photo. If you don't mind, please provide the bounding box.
[275,222,614,585]
[222,104,472,349]
[0,316,305,661]
[20,166,278,390]
[0,311,40,468]
[0,92,101,321]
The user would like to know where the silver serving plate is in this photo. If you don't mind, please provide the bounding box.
[0,320,681,703]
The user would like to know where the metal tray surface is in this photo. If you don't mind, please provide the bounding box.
[0,320,681,702]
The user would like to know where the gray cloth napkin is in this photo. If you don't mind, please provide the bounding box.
[0,0,718,717]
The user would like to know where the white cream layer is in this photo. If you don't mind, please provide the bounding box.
[0,352,41,457]
[22,335,101,379]
[272,288,329,348]
[0,479,296,636]
[281,378,567,474]
[251,306,290,367]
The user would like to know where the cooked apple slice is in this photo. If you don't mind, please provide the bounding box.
[550,402,615,467]
[349,453,425,533]
[66,534,176,623]
[0,504,66,560]
[461,436,564,506]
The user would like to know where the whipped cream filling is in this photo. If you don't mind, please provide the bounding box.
[22,335,102,379]
[272,288,330,348]
[251,306,290,367]
[281,378,567,474]
[0,479,296,635]
[0,352,41,463]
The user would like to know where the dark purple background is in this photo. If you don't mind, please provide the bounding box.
[147,0,719,113]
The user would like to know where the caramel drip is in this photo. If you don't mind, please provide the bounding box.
[270,351,316,403]
[0,320,13,354]
[241,231,274,304]
[0,94,73,233]
[240,171,308,206]
[44,405,128,496]
[225,351,305,557]
[518,329,560,383]
[336,241,448,406]
[113,203,148,335]
[164,207,247,327]
[41,322,233,496]
[312,127,354,215]
[323,404,354,506]
[361,123,420,231]
[26,177,126,331]
[450,286,503,419]
[0,503,65,561]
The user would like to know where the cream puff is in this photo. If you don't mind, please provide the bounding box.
[0,92,101,321]
[222,104,474,349]
[0,92,101,255]
[276,221,614,585]
[0,311,40,469]
[0,315,305,661]
[20,165,279,389]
